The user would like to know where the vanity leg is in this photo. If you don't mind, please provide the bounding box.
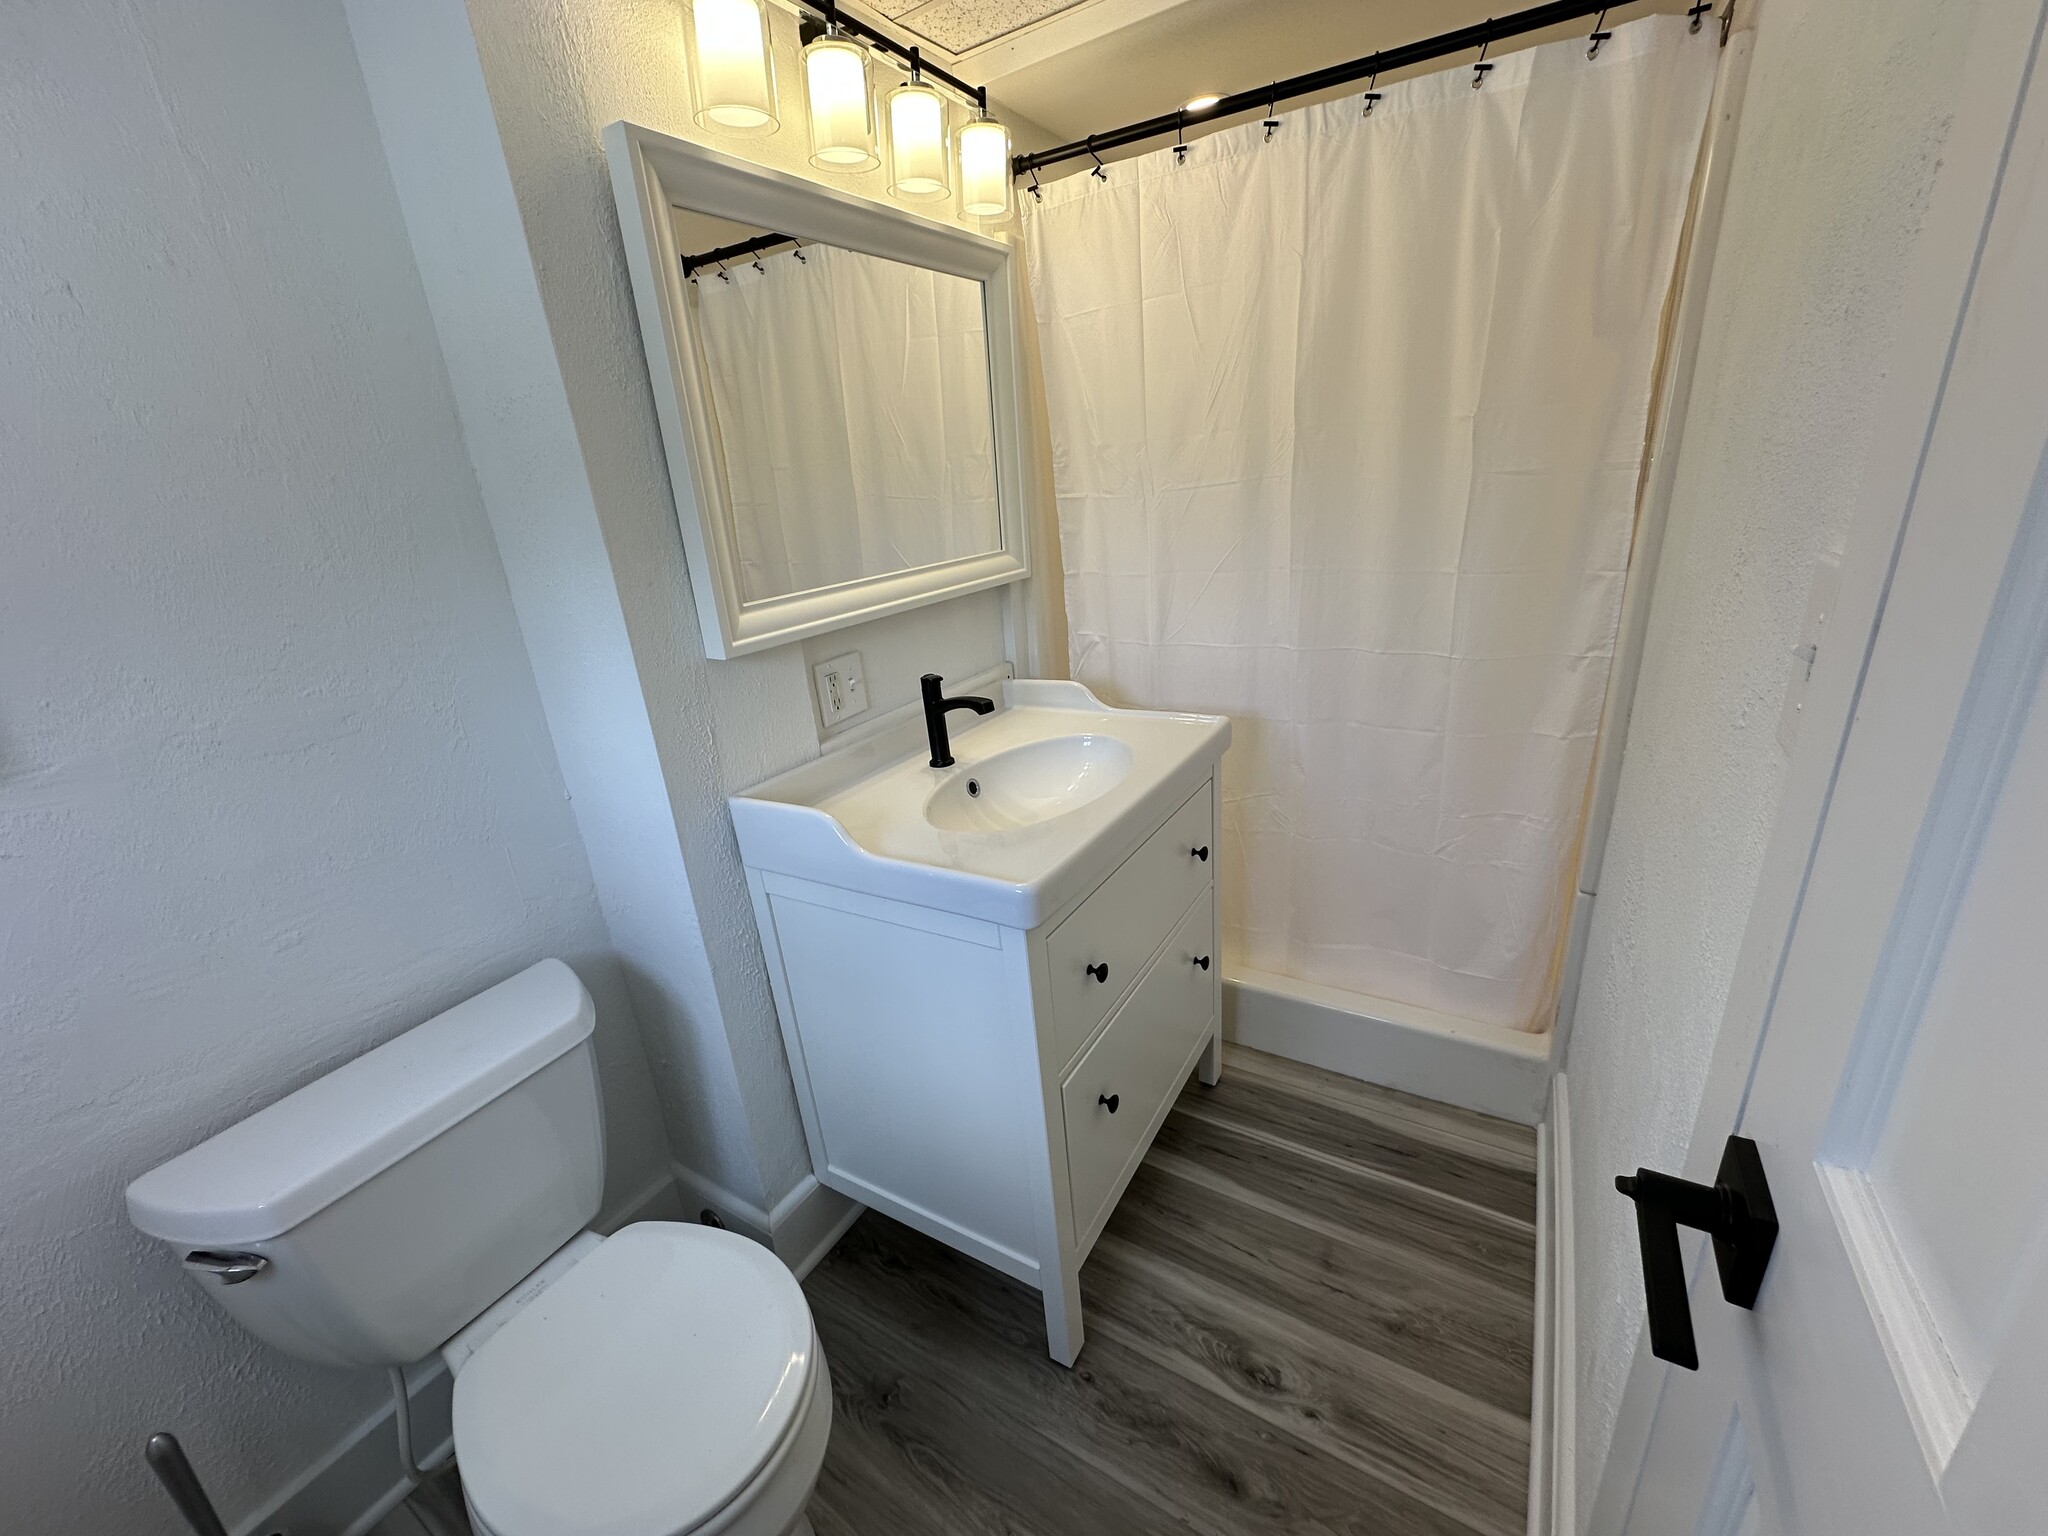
[1198,1022,1224,1087]
[1042,1265,1085,1367]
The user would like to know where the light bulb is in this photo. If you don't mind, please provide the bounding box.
[887,79,950,201]
[690,0,778,136]
[804,31,877,170]
[958,116,1012,218]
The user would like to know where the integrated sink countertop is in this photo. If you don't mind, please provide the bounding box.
[730,680,1230,928]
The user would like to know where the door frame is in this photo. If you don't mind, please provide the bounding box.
[1580,0,2048,1527]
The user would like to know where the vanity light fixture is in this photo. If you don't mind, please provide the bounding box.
[803,22,878,169]
[690,0,779,136]
[887,48,951,201]
[957,92,1012,217]
[1182,93,1222,113]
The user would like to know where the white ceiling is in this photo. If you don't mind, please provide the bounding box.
[860,0,1101,56]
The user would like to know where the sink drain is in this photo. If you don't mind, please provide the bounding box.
[965,779,981,797]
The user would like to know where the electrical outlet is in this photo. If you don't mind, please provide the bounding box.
[813,651,870,726]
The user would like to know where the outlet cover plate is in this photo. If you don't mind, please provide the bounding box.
[813,651,870,727]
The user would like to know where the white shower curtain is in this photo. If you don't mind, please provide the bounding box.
[694,243,999,602]
[1026,16,1714,1030]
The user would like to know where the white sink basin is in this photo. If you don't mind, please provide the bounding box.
[730,680,1229,928]
[924,734,1133,832]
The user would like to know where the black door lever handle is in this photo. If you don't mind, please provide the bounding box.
[1616,1136,1778,1371]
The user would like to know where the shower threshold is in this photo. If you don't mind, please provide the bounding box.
[1223,965,1552,1124]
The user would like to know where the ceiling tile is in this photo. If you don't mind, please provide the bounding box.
[890,0,1095,53]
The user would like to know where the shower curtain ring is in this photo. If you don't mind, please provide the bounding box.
[792,240,806,263]
[1087,136,1108,181]
[1174,110,1189,163]
[1472,26,1495,88]
[1263,86,1280,140]
[716,259,731,283]
[1587,7,1611,58]
[1362,61,1381,117]
[1028,163,1043,200]
[1688,0,1712,31]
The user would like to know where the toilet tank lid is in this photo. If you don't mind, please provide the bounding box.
[126,960,596,1248]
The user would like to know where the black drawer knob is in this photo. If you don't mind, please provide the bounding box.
[1086,962,1109,983]
[1192,955,1211,970]
[1099,1092,1120,1114]
[1191,845,1210,861]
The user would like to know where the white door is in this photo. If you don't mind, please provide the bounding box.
[1617,3,2048,1531]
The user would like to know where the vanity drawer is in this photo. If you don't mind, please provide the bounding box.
[1046,781,1213,1067]
[1061,891,1216,1246]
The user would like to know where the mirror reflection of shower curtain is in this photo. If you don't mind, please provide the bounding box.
[1026,16,1714,1030]
[693,243,1000,603]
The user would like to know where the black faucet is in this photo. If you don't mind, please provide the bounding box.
[921,673,994,768]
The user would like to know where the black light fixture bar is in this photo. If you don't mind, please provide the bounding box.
[682,231,801,277]
[1013,0,1629,177]
[796,0,985,110]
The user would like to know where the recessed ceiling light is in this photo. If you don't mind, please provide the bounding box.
[1183,94,1222,113]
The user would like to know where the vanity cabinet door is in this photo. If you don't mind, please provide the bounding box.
[1045,781,1214,1068]
[1060,891,1216,1248]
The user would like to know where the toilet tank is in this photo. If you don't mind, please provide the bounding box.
[126,959,605,1368]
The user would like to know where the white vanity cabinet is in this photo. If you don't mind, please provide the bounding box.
[747,775,1223,1365]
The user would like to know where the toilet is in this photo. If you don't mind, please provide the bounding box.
[125,960,829,1536]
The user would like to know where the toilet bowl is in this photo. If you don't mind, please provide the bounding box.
[453,1223,830,1536]
[124,960,831,1536]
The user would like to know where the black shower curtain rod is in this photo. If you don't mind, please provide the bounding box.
[681,231,801,277]
[1011,0,1718,178]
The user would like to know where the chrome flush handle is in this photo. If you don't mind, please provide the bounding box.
[183,1251,269,1285]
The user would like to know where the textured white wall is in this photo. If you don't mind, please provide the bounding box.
[1563,0,1981,1515]
[347,0,1022,1218]
[0,2,672,1530]
[346,0,793,1216]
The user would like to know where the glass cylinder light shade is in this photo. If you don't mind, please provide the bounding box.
[957,116,1012,218]
[690,0,778,136]
[804,33,878,170]
[886,80,950,200]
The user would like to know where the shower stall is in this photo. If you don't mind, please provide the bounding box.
[1022,14,1741,1118]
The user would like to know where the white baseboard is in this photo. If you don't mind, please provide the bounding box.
[1535,1074,1578,1536]
[1224,966,1553,1124]
[670,1163,864,1279]
[669,1160,776,1246]
[768,1173,865,1279]
[231,1367,453,1536]
[239,1168,685,1536]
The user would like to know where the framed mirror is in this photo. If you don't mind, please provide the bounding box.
[606,122,1033,659]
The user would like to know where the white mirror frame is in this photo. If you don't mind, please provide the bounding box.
[605,121,1034,659]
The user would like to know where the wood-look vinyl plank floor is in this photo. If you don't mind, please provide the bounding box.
[804,1043,1539,1536]
[1146,1113,1536,1297]
[1187,1066,1538,1223]
[1221,1047,1538,1173]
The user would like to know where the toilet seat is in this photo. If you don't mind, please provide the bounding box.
[453,1222,821,1536]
